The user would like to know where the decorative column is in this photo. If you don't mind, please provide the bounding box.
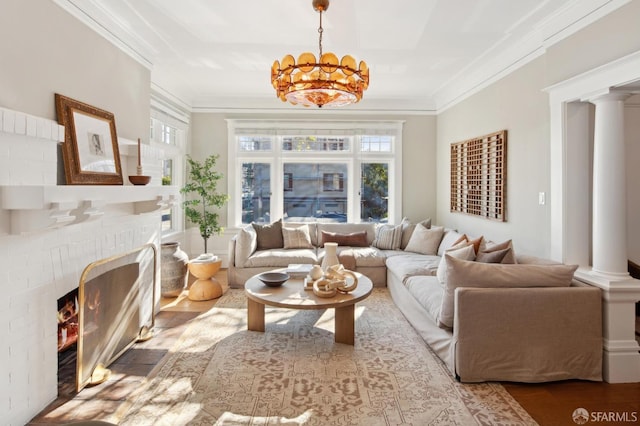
[591,92,631,278]
[586,90,640,383]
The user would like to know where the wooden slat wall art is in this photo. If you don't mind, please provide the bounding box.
[450,130,507,221]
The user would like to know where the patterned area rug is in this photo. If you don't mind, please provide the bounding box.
[116,289,537,425]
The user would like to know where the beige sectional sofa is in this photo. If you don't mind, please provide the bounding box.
[228,219,603,383]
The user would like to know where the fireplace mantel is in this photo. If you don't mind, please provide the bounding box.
[0,185,179,234]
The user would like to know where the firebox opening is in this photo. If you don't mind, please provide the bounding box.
[57,287,79,396]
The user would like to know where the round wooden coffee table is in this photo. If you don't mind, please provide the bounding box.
[244,272,373,345]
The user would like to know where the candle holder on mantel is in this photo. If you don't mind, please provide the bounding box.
[129,137,151,185]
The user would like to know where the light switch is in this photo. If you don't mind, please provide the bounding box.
[538,192,546,205]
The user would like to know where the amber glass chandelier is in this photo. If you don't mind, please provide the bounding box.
[271,0,369,108]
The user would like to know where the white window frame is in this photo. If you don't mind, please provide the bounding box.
[227,120,403,227]
[151,97,190,236]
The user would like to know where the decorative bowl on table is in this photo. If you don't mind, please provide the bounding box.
[257,272,289,287]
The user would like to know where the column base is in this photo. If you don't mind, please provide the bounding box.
[603,347,640,383]
[574,269,640,383]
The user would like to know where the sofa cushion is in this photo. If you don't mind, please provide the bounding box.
[234,225,257,268]
[328,246,386,267]
[437,229,464,256]
[479,239,517,264]
[438,256,579,329]
[404,224,444,255]
[244,248,318,268]
[476,247,512,263]
[515,254,561,265]
[282,225,314,249]
[436,243,476,285]
[385,252,441,282]
[353,247,387,267]
[284,222,319,247]
[453,234,484,254]
[400,218,432,249]
[373,223,403,250]
[252,219,284,250]
[317,223,377,245]
[405,275,443,324]
[320,230,369,247]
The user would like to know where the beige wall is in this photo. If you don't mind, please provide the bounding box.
[545,0,640,86]
[0,0,151,141]
[190,112,437,229]
[435,0,640,258]
[436,57,550,256]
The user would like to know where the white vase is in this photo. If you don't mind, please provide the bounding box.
[321,242,339,273]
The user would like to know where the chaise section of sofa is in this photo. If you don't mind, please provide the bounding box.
[387,248,603,383]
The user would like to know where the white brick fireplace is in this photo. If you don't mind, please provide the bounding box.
[0,107,178,425]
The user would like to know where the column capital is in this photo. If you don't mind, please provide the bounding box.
[582,89,632,104]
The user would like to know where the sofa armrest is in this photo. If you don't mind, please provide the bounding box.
[232,225,257,268]
[453,286,602,383]
[228,235,237,267]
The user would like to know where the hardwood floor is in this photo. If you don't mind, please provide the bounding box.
[504,380,640,425]
[30,270,640,425]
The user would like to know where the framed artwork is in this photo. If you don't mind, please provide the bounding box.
[450,130,507,221]
[55,94,123,185]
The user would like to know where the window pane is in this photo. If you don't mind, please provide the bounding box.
[361,163,389,222]
[361,135,393,152]
[242,162,271,223]
[161,124,178,145]
[239,136,272,152]
[283,163,347,222]
[282,136,350,152]
[161,159,173,231]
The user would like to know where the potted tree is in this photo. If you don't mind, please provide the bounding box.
[181,154,230,253]
[180,154,230,300]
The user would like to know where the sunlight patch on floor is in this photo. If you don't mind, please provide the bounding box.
[215,409,315,425]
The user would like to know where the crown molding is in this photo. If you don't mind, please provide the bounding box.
[54,0,629,115]
[52,0,154,69]
[432,0,630,113]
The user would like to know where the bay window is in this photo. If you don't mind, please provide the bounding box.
[228,120,403,227]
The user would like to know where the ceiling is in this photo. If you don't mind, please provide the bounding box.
[57,0,623,113]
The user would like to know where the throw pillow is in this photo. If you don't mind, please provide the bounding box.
[252,219,284,250]
[438,256,578,329]
[282,225,314,249]
[373,223,403,250]
[453,234,484,254]
[475,247,511,263]
[437,229,464,256]
[320,230,369,247]
[436,243,476,285]
[400,218,432,249]
[479,239,517,264]
[403,224,444,255]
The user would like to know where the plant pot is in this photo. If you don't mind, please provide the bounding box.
[160,242,189,297]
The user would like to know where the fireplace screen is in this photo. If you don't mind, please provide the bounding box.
[76,243,156,392]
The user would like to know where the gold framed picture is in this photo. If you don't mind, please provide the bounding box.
[55,94,123,185]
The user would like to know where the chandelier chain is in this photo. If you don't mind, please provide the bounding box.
[318,10,323,57]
